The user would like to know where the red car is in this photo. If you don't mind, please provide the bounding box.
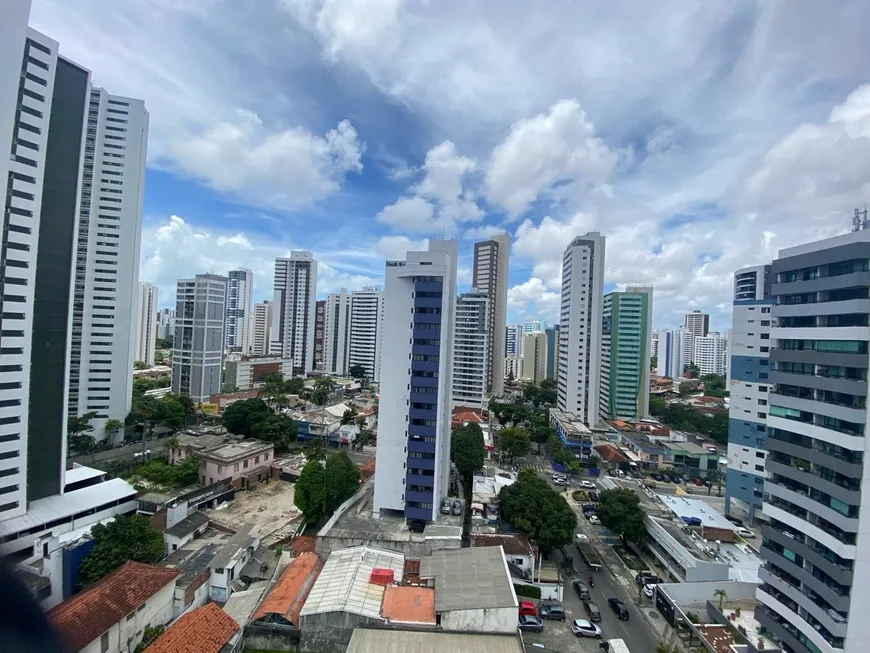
[692,477,704,486]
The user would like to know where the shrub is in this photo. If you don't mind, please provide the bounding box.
[513,583,541,599]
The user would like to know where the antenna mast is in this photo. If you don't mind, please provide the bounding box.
[852,207,869,232]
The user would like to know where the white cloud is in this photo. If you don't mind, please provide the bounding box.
[486,100,618,218]
[507,277,560,322]
[463,224,508,241]
[375,197,436,233]
[375,235,428,260]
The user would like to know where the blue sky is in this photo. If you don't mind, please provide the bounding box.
[31,0,870,331]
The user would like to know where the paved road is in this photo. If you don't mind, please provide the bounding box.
[66,435,175,470]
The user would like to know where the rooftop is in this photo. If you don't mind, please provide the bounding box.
[346,628,524,653]
[662,441,717,455]
[64,466,106,487]
[470,533,535,557]
[146,602,238,653]
[300,546,405,620]
[164,511,209,539]
[381,585,436,626]
[250,552,324,627]
[657,495,737,531]
[420,546,516,612]
[212,523,259,569]
[594,442,630,463]
[549,409,592,438]
[619,432,667,454]
[47,562,180,652]
[222,581,269,627]
[204,438,273,462]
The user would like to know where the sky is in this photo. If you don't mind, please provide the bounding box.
[30,0,870,332]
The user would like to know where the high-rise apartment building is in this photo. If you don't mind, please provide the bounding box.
[0,24,90,516]
[249,300,272,356]
[374,241,457,522]
[505,356,522,381]
[557,232,605,426]
[651,331,660,360]
[313,299,325,368]
[471,234,509,396]
[349,286,384,382]
[505,324,521,357]
[545,325,559,380]
[684,309,710,337]
[271,252,317,376]
[755,230,870,653]
[323,288,350,376]
[523,319,545,334]
[172,274,228,403]
[225,268,253,352]
[67,86,149,441]
[134,282,158,366]
[724,264,772,526]
[452,291,489,408]
[692,333,727,375]
[599,286,652,421]
[156,308,175,340]
[522,332,548,385]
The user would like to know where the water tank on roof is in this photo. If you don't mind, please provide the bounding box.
[370,568,395,586]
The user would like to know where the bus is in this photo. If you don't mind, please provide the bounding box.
[576,539,603,571]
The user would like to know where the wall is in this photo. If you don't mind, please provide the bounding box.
[298,611,381,653]
[315,532,460,560]
[440,606,518,633]
[242,624,301,652]
[80,582,175,653]
[198,448,273,484]
[62,537,96,600]
[172,572,209,619]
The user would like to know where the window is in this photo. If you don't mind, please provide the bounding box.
[757,412,766,419]
[754,465,764,472]
[756,451,764,458]
[101,632,109,653]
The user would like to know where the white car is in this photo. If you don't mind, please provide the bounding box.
[643,583,656,598]
[579,480,596,489]
[588,515,601,526]
[735,527,755,538]
[571,618,602,638]
[575,533,589,543]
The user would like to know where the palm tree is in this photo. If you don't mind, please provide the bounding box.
[714,588,728,611]
[312,376,337,406]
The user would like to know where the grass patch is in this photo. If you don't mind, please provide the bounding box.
[571,490,588,502]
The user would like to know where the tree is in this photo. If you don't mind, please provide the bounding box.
[498,469,577,552]
[678,381,697,396]
[714,588,728,611]
[649,396,667,416]
[294,459,327,525]
[341,408,358,425]
[595,488,648,547]
[651,355,658,370]
[155,336,173,349]
[69,434,98,455]
[348,364,366,379]
[506,370,515,384]
[305,437,327,462]
[133,360,149,370]
[497,427,530,465]
[285,377,305,396]
[221,398,271,436]
[451,423,485,489]
[104,418,123,434]
[133,625,165,653]
[252,413,297,452]
[68,411,98,437]
[701,373,727,398]
[683,361,700,378]
[655,643,681,653]
[324,452,361,513]
[312,376,337,405]
[78,515,163,586]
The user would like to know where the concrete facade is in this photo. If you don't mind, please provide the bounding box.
[472,234,509,396]
[271,252,317,375]
[324,288,350,376]
[225,268,253,352]
[348,286,384,382]
[452,291,489,408]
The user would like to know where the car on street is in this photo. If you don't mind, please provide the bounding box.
[607,597,630,620]
[575,533,589,543]
[691,477,703,486]
[553,476,568,486]
[643,583,656,598]
[571,618,602,638]
[672,476,683,484]
[643,479,657,488]
[588,491,599,501]
[583,600,602,622]
[518,615,544,632]
[451,499,462,515]
[518,601,537,616]
[539,602,566,621]
[440,498,451,514]
[588,515,601,525]
[572,580,591,600]
[735,527,755,538]
[579,480,596,489]
[651,474,664,482]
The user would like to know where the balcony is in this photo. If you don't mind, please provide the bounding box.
[405,473,434,487]
[760,547,851,615]
[407,439,436,455]
[765,482,858,534]
[770,369,867,396]
[770,348,868,368]
[765,459,860,506]
[762,502,857,561]
[761,524,853,586]
[404,505,432,521]
[405,489,434,504]
[406,456,435,471]
[766,416,864,452]
[770,392,866,425]
[756,586,845,653]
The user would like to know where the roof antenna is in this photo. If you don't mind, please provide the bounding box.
[852,207,869,232]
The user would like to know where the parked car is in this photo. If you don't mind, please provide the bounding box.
[735,527,755,538]
[539,602,566,621]
[691,477,704,486]
[451,499,462,515]
[518,615,544,633]
[643,583,656,598]
[588,491,599,502]
[518,601,537,617]
[651,474,664,482]
[572,580,591,600]
[643,479,657,488]
[553,476,568,486]
[636,572,664,586]
[579,480,596,489]
[588,515,601,526]
[672,476,684,484]
[582,503,596,514]
[583,600,602,622]
[440,498,451,514]
[571,618,602,638]
[608,597,630,620]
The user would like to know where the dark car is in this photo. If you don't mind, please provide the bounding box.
[572,580,591,600]
[440,498,451,514]
[518,615,544,633]
[608,597,630,620]
[636,571,664,586]
[672,476,684,484]
[651,474,664,482]
[588,491,599,502]
[582,503,596,514]
[451,499,462,515]
[539,602,566,621]
[583,600,601,622]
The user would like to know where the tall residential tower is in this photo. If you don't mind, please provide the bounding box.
[225,268,253,352]
[451,291,489,408]
[134,282,158,366]
[271,252,317,375]
[323,288,350,376]
[471,234,509,396]
[348,286,384,382]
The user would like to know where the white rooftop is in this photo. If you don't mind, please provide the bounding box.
[657,495,737,531]
[1,478,136,534]
[64,466,105,486]
[300,546,404,620]
[325,402,353,418]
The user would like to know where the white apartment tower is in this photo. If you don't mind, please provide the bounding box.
[67,86,149,441]
[172,274,228,403]
[249,300,273,355]
[374,241,457,522]
[505,324,521,357]
[156,307,175,340]
[471,234,509,396]
[271,252,317,375]
[225,268,253,352]
[324,288,351,376]
[451,291,489,409]
[557,232,605,426]
[684,310,710,338]
[349,286,384,382]
[692,333,727,376]
[134,282,158,366]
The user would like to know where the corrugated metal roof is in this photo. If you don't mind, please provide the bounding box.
[420,545,516,613]
[345,629,524,653]
[1,478,136,534]
[299,546,404,619]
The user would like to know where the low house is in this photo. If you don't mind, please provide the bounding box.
[290,408,341,442]
[210,523,261,602]
[47,561,179,653]
[470,533,536,580]
[168,433,274,489]
[163,511,209,554]
[594,443,632,472]
[147,602,240,653]
[419,545,518,633]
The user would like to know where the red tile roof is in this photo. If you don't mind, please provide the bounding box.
[381,586,436,625]
[451,407,486,427]
[47,561,180,653]
[147,603,238,653]
[250,552,324,627]
[594,443,630,463]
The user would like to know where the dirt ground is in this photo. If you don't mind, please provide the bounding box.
[205,480,302,545]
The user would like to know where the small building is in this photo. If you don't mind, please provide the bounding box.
[661,441,720,479]
[470,533,536,580]
[549,409,593,459]
[381,585,436,627]
[210,523,262,602]
[223,353,293,390]
[147,602,240,653]
[291,408,341,443]
[346,628,524,653]
[161,543,215,620]
[163,510,209,554]
[618,432,667,468]
[419,545,518,633]
[298,546,405,653]
[250,552,324,628]
[594,443,632,472]
[168,433,274,489]
[47,561,179,653]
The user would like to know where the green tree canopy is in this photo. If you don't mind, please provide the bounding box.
[294,458,327,525]
[312,376,338,405]
[305,437,328,462]
[78,515,163,586]
[497,427,530,464]
[498,469,577,552]
[252,413,297,452]
[341,408,358,425]
[133,360,149,370]
[221,398,271,436]
[701,374,727,398]
[324,452,361,513]
[295,452,360,525]
[595,488,647,547]
[451,423,485,486]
